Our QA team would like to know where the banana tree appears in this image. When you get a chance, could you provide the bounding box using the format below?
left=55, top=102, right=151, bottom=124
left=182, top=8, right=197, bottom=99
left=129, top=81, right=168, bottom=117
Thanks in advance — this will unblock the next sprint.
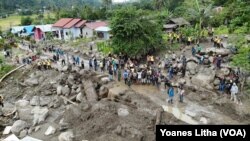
left=188, top=0, right=212, bottom=41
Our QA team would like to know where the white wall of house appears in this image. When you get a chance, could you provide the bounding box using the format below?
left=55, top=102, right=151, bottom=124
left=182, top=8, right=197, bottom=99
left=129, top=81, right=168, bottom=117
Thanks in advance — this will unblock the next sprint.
left=52, top=27, right=63, bottom=40
left=82, top=27, right=94, bottom=38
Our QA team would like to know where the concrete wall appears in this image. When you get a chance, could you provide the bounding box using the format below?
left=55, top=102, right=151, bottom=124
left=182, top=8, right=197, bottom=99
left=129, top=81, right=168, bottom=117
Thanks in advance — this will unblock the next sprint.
left=82, top=27, right=94, bottom=38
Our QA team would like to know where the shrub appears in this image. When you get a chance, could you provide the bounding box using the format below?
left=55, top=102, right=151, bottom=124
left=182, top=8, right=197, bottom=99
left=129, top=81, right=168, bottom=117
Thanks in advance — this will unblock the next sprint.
left=214, top=25, right=229, bottom=35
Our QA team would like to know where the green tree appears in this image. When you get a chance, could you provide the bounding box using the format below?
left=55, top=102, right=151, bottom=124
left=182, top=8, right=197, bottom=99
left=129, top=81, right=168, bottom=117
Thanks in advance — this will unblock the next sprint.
left=111, top=6, right=162, bottom=57
left=102, top=0, right=112, bottom=10
left=21, top=16, right=33, bottom=25
left=153, top=0, right=167, bottom=10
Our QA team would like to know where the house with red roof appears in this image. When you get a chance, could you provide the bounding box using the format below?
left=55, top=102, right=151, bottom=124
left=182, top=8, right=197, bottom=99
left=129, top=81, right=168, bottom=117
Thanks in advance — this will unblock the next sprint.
left=52, top=18, right=87, bottom=40
left=82, top=21, right=108, bottom=38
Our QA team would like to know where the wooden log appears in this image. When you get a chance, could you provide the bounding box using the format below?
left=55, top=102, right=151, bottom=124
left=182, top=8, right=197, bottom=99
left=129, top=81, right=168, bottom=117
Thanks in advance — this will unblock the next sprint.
left=0, top=65, right=26, bottom=83
left=60, top=96, right=79, bottom=106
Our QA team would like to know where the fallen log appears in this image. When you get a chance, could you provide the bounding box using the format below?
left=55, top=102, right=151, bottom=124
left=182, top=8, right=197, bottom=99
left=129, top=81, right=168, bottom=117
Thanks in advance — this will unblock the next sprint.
left=60, top=96, right=79, bottom=106
left=0, top=64, right=26, bottom=83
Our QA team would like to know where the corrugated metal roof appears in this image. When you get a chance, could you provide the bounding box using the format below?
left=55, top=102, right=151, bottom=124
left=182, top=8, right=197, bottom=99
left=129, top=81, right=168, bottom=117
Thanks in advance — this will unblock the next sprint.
left=163, top=24, right=177, bottom=29
left=11, top=26, right=25, bottom=34
left=85, top=21, right=108, bottom=30
left=95, top=26, right=111, bottom=32
left=75, top=20, right=87, bottom=28
left=34, top=24, right=56, bottom=32
left=64, top=19, right=81, bottom=28
left=53, top=18, right=73, bottom=27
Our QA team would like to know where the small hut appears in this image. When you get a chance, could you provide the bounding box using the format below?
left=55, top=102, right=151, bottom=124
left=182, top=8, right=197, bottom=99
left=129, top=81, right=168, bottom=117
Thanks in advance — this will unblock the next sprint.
left=163, top=17, right=190, bottom=32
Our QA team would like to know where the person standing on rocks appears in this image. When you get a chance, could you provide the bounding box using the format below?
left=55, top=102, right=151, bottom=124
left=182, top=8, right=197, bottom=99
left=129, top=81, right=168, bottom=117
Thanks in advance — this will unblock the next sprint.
left=81, top=60, right=85, bottom=69
left=123, top=70, right=129, bottom=84
left=217, top=55, right=222, bottom=69
left=89, top=58, right=93, bottom=70
left=167, top=85, right=174, bottom=104
left=178, top=87, right=185, bottom=103
left=230, top=83, right=239, bottom=104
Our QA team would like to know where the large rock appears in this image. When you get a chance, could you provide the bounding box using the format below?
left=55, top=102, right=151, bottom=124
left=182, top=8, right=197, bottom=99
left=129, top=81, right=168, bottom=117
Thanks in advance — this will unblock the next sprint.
left=31, top=106, right=49, bottom=126
left=83, top=80, right=98, bottom=102
left=202, top=48, right=231, bottom=56
left=11, top=120, right=28, bottom=135
left=15, top=100, right=29, bottom=107
left=19, top=129, right=28, bottom=138
left=76, top=92, right=83, bottom=102
left=24, top=78, right=39, bottom=86
left=44, top=126, right=56, bottom=136
left=216, top=67, right=230, bottom=77
left=213, top=78, right=220, bottom=86
left=99, top=86, right=109, bottom=98
left=62, top=66, right=69, bottom=72
left=30, top=96, right=40, bottom=106
left=186, top=62, right=198, bottom=75
left=57, top=85, right=63, bottom=95
left=58, top=131, right=74, bottom=141
left=117, top=108, right=129, bottom=117
left=61, top=86, right=70, bottom=96
left=101, top=77, right=110, bottom=84
left=39, top=96, right=51, bottom=106
left=192, top=67, right=215, bottom=88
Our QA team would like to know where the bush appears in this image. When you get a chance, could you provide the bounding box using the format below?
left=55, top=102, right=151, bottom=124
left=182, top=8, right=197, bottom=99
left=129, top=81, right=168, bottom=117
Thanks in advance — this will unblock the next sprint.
left=97, top=41, right=113, bottom=55
left=214, top=25, right=229, bottom=35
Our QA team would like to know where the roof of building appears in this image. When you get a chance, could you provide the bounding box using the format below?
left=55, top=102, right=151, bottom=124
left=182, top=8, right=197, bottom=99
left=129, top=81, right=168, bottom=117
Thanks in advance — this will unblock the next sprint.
left=85, top=21, right=108, bottom=30
left=169, top=18, right=190, bottom=26
left=64, top=19, right=81, bottom=28
left=22, top=25, right=35, bottom=35
left=75, top=20, right=87, bottom=28
left=33, top=24, right=56, bottom=32
left=11, top=26, right=25, bottom=34
left=163, top=24, right=177, bottom=29
left=95, top=26, right=111, bottom=32
left=53, top=18, right=73, bottom=27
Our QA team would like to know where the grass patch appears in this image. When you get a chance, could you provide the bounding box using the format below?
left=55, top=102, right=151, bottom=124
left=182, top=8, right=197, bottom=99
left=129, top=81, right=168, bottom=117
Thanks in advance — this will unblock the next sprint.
left=97, top=41, right=113, bottom=55
left=214, top=25, right=229, bottom=35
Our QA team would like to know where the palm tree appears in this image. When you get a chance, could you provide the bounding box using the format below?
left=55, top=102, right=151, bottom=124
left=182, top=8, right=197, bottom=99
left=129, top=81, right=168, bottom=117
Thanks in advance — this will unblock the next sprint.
left=188, top=0, right=212, bottom=40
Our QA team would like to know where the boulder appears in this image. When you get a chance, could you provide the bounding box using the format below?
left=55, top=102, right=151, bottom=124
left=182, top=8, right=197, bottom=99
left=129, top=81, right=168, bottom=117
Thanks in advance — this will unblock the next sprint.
left=213, top=78, right=220, bottom=86
left=83, top=80, right=98, bottom=102
left=57, top=85, right=63, bottom=95
left=101, top=77, right=110, bottom=84
left=19, top=129, right=28, bottom=138
left=15, top=100, right=29, bottom=107
left=61, top=86, right=70, bottom=96
left=191, top=67, right=215, bottom=88
left=11, top=120, right=28, bottom=135
left=44, top=126, right=56, bottom=136
left=76, top=87, right=81, bottom=93
left=58, top=131, right=74, bottom=141
left=186, top=62, right=198, bottom=75
left=39, top=96, right=51, bottom=107
left=202, top=48, right=231, bottom=56
left=62, top=66, right=69, bottom=72
left=99, top=86, right=109, bottom=98
left=76, top=92, right=83, bottom=102
left=30, top=96, right=40, bottom=106
left=31, top=106, right=49, bottom=126
left=216, top=68, right=230, bottom=77
left=117, top=108, right=129, bottom=117
left=59, top=118, right=69, bottom=131
left=24, top=78, right=39, bottom=86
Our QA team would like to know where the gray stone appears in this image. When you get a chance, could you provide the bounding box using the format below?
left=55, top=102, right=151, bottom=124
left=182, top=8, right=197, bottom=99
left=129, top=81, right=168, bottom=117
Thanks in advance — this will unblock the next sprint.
left=101, top=77, right=110, bottom=84
left=213, top=78, right=220, bottom=86
left=59, top=118, right=69, bottom=131
left=84, top=80, right=98, bottom=102
left=186, top=62, right=198, bottom=75
left=15, top=100, right=29, bottom=107
left=39, top=96, right=51, bottom=107
left=117, top=108, right=129, bottom=117
left=192, top=67, right=215, bottom=88
left=30, top=96, right=40, bottom=106
left=76, top=92, right=83, bottom=102
left=11, top=120, right=28, bottom=135
left=76, top=87, right=81, bottom=93
left=44, top=126, right=56, bottom=136
left=57, top=85, right=63, bottom=95
left=58, top=131, right=74, bottom=141
left=99, top=86, right=109, bottom=98
left=19, top=129, right=28, bottom=138
left=62, top=66, right=69, bottom=72
left=31, top=106, right=49, bottom=126
left=35, top=126, right=40, bottom=132
left=62, top=86, right=70, bottom=96
left=24, top=78, right=39, bottom=86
